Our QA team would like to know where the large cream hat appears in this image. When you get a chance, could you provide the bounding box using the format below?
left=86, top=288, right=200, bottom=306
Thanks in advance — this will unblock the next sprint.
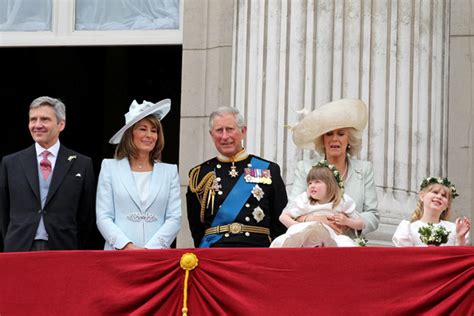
left=109, top=99, right=171, bottom=144
left=292, top=98, right=367, bottom=151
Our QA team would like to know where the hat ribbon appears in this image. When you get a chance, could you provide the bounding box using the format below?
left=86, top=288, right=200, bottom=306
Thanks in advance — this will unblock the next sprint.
left=125, top=100, right=155, bottom=124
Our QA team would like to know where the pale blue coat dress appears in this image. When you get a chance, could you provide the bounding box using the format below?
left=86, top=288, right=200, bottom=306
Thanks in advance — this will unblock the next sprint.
left=96, top=158, right=181, bottom=249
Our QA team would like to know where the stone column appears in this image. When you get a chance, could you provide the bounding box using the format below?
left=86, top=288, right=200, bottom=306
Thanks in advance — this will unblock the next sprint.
left=231, top=0, right=452, bottom=245
left=178, top=0, right=235, bottom=247
left=179, top=0, right=472, bottom=247
left=448, top=0, right=474, bottom=225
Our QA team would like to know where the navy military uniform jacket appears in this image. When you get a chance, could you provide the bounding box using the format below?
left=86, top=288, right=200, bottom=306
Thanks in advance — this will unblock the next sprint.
left=186, top=154, right=287, bottom=247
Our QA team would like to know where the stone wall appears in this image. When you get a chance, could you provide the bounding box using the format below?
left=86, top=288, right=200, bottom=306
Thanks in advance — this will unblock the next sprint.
left=178, top=0, right=473, bottom=247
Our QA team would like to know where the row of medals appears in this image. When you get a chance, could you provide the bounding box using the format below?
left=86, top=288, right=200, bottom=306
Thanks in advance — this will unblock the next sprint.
left=231, top=163, right=272, bottom=185
left=213, top=163, right=272, bottom=194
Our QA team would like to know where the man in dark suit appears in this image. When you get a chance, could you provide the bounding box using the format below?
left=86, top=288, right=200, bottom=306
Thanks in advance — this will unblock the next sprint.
left=186, top=106, right=287, bottom=247
left=0, top=96, right=96, bottom=252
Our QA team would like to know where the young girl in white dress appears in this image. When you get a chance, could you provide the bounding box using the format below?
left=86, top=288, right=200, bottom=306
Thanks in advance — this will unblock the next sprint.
left=270, top=160, right=364, bottom=247
left=392, top=177, right=471, bottom=247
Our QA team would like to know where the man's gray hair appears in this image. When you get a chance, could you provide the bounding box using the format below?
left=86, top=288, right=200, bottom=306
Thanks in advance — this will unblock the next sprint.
left=30, top=96, right=66, bottom=122
left=208, top=106, right=246, bottom=131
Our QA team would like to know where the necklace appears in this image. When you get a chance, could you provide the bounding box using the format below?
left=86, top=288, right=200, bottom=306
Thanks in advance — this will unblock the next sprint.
left=341, top=161, right=348, bottom=180
left=132, top=158, right=148, bottom=170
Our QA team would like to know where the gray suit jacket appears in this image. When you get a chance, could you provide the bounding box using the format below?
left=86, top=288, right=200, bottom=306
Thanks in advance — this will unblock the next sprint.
left=289, top=158, right=379, bottom=236
left=0, top=144, right=96, bottom=252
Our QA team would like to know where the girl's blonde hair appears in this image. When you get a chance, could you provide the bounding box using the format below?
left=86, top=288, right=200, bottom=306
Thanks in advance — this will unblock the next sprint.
left=306, top=165, right=343, bottom=208
left=411, top=183, right=453, bottom=222
left=114, top=115, right=165, bottom=164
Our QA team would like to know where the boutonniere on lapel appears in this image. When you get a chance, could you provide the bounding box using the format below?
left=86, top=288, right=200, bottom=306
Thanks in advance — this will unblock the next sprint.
left=68, top=155, right=77, bottom=162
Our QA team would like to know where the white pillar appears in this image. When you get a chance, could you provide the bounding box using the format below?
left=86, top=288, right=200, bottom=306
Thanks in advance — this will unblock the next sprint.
left=231, top=0, right=451, bottom=245
left=178, top=0, right=235, bottom=247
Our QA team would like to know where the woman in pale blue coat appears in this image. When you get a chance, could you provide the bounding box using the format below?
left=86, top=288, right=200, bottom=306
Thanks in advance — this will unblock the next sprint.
left=96, top=99, right=181, bottom=250
left=289, top=99, right=379, bottom=239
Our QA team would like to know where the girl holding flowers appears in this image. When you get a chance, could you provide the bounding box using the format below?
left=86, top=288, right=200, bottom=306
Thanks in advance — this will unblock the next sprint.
left=392, top=177, right=470, bottom=246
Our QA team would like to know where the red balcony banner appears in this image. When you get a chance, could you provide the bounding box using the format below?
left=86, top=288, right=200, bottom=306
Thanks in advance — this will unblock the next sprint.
left=0, top=247, right=472, bottom=315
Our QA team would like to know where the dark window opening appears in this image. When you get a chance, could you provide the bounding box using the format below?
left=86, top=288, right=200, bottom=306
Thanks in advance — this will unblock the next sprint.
left=0, top=45, right=182, bottom=248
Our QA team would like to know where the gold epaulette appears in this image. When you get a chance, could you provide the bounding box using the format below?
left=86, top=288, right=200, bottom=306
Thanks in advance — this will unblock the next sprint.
left=188, top=166, right=216, bottom=223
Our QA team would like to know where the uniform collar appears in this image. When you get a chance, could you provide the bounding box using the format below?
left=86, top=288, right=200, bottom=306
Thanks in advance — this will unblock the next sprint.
left=217, top=148, right=249, bottom=163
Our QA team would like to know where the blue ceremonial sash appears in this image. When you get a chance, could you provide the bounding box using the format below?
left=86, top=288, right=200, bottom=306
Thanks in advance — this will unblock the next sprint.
left=200, top=157, right=270, bottom=247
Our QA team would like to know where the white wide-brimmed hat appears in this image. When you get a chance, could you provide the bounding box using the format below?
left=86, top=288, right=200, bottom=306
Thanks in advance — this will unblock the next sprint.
left=292, top=98, right=367, bottom=150
left=109, top=99, right=171, bottom=144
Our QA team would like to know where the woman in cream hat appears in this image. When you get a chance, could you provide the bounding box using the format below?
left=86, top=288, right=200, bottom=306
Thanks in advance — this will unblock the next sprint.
left=96, top=99, right=181, bottom=250
left=289, top=98, right=379, bottom=240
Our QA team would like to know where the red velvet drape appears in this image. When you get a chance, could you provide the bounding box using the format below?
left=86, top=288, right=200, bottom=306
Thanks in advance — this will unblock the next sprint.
left=0, top=247, right=472, bottom=315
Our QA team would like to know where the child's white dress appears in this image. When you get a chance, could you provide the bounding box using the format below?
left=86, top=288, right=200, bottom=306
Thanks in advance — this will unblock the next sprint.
left=270, top=193, right=360, bottom=247
left=392, top=220, right=462, bottom=246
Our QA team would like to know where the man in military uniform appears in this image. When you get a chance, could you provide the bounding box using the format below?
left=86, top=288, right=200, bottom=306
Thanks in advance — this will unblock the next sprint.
left=186, top=106, right=287, bottom=247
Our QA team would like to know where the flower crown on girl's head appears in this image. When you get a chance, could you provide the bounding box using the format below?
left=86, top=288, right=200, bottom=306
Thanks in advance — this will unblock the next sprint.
left=419, top=177, right=459, bottom=199
left=314, top=160, right=344, bottom=190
